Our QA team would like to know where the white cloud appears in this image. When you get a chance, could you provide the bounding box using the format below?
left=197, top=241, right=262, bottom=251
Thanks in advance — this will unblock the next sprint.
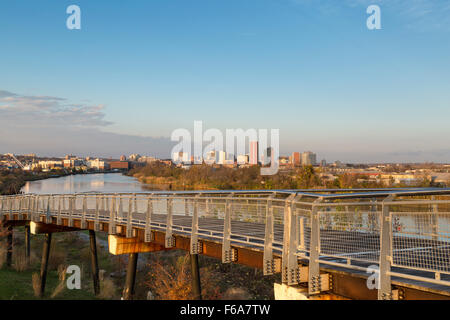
left=0, top=89, right=173, bottom=158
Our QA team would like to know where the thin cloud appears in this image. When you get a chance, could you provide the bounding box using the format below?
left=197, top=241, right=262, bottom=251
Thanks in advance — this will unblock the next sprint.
left=0, top=90, right=111, bottom=127
left=0, top=89, right=173, bottom=158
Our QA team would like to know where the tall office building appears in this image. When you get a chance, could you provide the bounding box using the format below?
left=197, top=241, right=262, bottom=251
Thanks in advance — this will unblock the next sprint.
left=217, top=151, right=226, bottom=165
left=264, top=147, right=275, bottom=165
left=249, top=141, right=259, bottom=165
left=301, top=151, right=317, bottom=166
left=291, top=152, right=301, bottom=166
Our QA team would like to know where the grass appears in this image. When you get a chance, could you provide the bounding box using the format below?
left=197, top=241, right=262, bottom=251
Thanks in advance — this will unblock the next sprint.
left=0, top=268, right=97, bottom=300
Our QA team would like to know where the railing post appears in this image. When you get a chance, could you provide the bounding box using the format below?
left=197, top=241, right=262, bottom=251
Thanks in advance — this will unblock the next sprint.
left=145, top=195, right=153, bottom=242
left=222, top=194, right=234, bottom=263
left=263, top=193, right=275, bottom=275
left=18, top=196, right=23, bottom=220
left=379, top=194, right=395, bottom=300
left=308, top=197, right=323, bottom=295
left=81, top=195, right=87, bottom=229
left=165, top=197, right=174, bottom=247
left=68, top=195, right=74, bottom=227
left=45, top=195, right=52, bottom=224
left=282, top=194, right=296, bottom=283
left=34, top=195, right=40, bottom=222
left=190, top=195, right=201, bottom=254
left=94, top=195, right=100, bottom=232
left=431, top=196, right=439, bottom=242
left=56, top=196, right=62, bottom=225
left=109, top=195, right=117, bottom=235
left=126, top=195, right=133, bottom=238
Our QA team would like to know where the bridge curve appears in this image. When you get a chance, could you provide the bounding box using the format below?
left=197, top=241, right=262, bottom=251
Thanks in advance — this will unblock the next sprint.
left=1, top=188, right=450, bottom=300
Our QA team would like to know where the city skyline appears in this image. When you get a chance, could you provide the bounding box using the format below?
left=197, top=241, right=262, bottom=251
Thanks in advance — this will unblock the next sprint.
left=1, top=1, right=450, bottom=162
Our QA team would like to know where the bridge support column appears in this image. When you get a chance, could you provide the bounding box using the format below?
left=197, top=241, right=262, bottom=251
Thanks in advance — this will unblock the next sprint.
left=25, top=225, right=31, bottom=264
left=6, top=226, right=13, bottom=267
left=123, top=253, right=138, bottom=300
left=89, top=230, right=100, bottom=295
left=39, top=233, right=52, bottom=298
left=190, top=254, right=202, bottom=300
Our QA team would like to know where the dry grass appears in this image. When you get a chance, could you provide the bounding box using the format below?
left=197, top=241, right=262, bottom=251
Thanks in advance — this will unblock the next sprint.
left=50, top=264, right=67, bottom=298
left=12, top=248, right=29, bottom=272
left=146, top=254, right=222, bottom=300
left=99, top=277, right=118, bottom=299
left=0, top=245, right=6, bottom=269
left=0, top=220, right=9, bottom=268
left=32, top=272, right=41, bottom=297
left=48, top=244, right=67, bottom=270
left=147, top=254, right=192, bottom=300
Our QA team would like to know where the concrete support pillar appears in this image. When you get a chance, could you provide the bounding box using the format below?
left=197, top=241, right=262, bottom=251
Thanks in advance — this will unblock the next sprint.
left=6, top=226, right=13, bottom=267
left=190, top=254, right=202, bottom=300
left=39, top=233, right=52, bottom=298
left=123, top=253, right=138, bottom=300
left=89, top=230, right=100, bottom=295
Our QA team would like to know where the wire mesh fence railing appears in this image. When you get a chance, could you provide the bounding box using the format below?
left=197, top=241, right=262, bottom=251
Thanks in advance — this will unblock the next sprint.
left=1, top=190, right=450, bottom=294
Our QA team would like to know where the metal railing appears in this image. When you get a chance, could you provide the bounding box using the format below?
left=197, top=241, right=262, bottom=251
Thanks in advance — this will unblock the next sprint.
left=1, top=188, right=450, bottom=299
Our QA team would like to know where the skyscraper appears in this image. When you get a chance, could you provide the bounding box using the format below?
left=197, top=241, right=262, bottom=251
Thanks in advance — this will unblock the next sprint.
left=249, top=141, right=259, bottom=165
left=291, top=152, right=300, bottom=166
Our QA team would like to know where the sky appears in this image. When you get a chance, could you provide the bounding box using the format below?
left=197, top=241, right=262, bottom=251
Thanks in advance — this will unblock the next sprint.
left=1, top=0, right=450, bottom=162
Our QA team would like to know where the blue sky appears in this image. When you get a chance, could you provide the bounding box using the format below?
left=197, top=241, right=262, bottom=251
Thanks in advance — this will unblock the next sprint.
left=1, top=0, right=450, bottom=162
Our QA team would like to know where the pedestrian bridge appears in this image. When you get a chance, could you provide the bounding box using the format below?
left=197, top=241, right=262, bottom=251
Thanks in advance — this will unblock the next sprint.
left=1, top=188, right=450, bottom=300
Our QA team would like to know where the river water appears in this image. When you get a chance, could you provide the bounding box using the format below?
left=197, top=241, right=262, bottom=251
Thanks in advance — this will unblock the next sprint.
left=21, top=173, right=149, bottom=194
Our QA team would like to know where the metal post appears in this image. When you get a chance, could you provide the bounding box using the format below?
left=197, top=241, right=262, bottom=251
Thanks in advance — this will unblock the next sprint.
left=281, top=194, right=296, bottom=283
left=25, top=225, right=31, bottom=264
left=222, top=194, right=233, bottom=263
left=379, top=194, right=395, bottom=300
left=190, top=253, right=202, bottom=300
left=165, top=198, right=174, bottom=247
left=308, top=198, right=323, bottom=295
left=6, top=225, right=13, bottom=267
left=145, top=195, right=153, bottom=242
left=123, top=253, right=139, bottom=300
left=263, top=194, right=275, bottom=275
left=89, top=230, right=100, bottom=295
left=190, top=196, right=200, bottom=254
left=39, top=233, right=52, bottom=297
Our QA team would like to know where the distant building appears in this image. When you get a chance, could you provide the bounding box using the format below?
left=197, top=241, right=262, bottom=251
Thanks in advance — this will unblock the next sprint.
left=320, top=159, right=327, bottom=167
left=120, top=155, right=127, bottom=161
left=172, top=152, right=190, bottom=164
left=291, top=152, right=301, bottom=166
left=217, top=151, right=226, bottom=165
left=63, top=159, right=84, bottom=168
left=88, top=159, right=109, bottom=170
left=263, top=147, right=275, bottom=166
left=301, top=152, right=317, bottom=166
left=249, top=141, right=259, bottom=165
left=237, top=154, right=249, bottom=165
left=128, top=154, right=141, bottom=161
left=109, top=161, right=130, bottom=170
left=204, top=151, right=216, bottom=164
left=38, top=160, right=63, bottom=170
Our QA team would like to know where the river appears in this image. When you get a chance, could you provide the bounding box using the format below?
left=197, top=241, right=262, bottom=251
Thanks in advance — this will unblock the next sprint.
left=21, top=173, right=150, bottom=194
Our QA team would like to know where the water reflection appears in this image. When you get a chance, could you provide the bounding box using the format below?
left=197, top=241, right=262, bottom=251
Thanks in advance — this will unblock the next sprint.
left=21, top=173, right=150, bottom=194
